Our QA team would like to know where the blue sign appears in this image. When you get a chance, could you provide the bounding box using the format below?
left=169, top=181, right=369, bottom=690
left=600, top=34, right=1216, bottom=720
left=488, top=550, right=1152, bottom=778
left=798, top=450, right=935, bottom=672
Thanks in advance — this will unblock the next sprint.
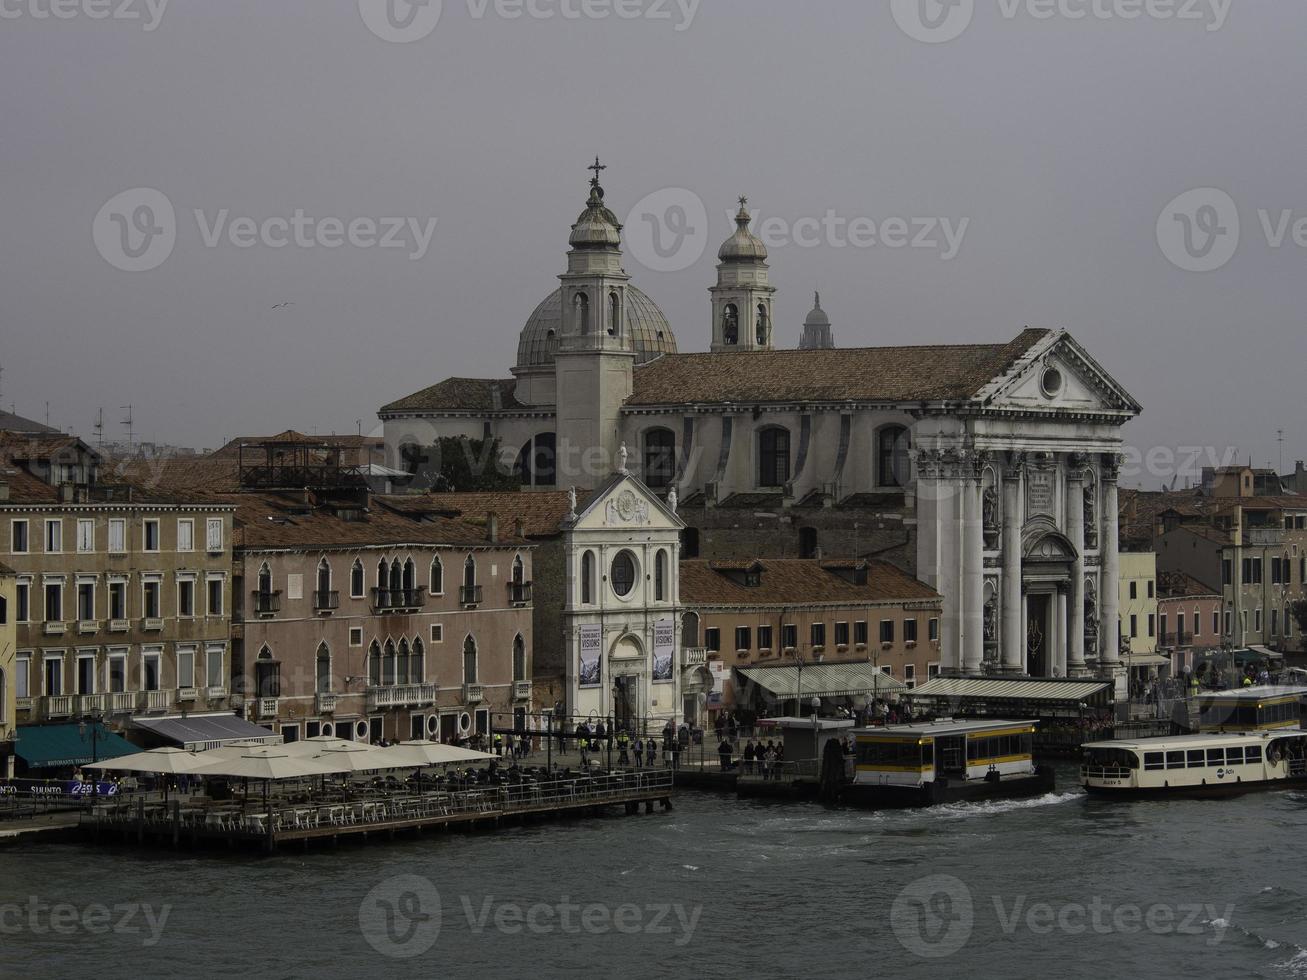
left=0, top=780, right=118, bottom=798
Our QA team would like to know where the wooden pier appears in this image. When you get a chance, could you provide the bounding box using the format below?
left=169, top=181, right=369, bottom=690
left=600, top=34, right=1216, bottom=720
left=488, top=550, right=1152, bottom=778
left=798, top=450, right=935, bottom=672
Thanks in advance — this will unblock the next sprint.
left=79, top=770, right=674, bottom=853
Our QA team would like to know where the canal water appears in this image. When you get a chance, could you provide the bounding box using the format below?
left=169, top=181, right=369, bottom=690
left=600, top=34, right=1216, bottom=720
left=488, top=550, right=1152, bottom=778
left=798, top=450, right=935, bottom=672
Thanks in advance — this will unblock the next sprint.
left=4, top=764, right=1307, bottom=979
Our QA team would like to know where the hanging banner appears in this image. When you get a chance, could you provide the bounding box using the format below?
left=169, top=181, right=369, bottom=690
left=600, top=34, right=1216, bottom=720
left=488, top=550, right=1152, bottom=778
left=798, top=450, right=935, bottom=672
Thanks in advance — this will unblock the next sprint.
left=652, top=618, right=675, bottom=682
left=579, top=624, right=603, bottom=688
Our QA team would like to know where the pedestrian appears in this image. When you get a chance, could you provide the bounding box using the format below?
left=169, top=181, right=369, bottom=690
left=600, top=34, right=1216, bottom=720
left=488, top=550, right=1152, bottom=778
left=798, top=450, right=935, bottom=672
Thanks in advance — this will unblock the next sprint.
left=646, top=737, right=657, bottom=768
left=633, top=737, right=644, bottom=769
left=718, top=737, right=732, bottom=771
left=743, top=739, right=756, bottom=776
left=617, top=731, right=631, bottom=767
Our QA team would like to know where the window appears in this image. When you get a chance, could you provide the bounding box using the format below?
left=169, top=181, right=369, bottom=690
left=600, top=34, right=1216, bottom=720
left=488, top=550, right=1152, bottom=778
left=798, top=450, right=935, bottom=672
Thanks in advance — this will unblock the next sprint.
left=513, top=635, right=526, bottom=683
left=643, top=428, right=677, bottom=489
left=206, top=645, right=225, bottom=690
left=382, top=640, right=396, bottom=686
left=758, top=428, right=791, bottom=488
left=758, top=625, right=773, bottom=650
left=349, top=627, right=363, bottom=647
left=142, top=649, right=161, bottom=692
left=1130, top=614, right=1138, bottom=638
left=1129, top=581, right=1138, bottom=600
left=1252, top=558, right=1263, bottom=584
left=77, top=518, right=95, bottom=553
left=1216, top=609, right=1223, bottom=636
left=177, top=647, right=195, bottom=690
left=107, top=580, right=125, bottom=620
left=11, top=519, right=28, bottom=554
left=45, top=519, right=62, bottom=553
left=43, top=656, right=63, bottom=697
left=412, top=638, right=425, bottom=683
left=143, top=519, right=159, bottom=552
left=349, top=559, right=365, bottom=599
left=855, top=621, right=869, bottom=646
left=431, top=623, right=443, bottom=643
left=811, top=622, right=827, bottom=648
left=904, top=619, right=918, bottom=643
left=368, top=642, right=382, bottom=687
left=782, top=623, right=798, bottom=650
left=1176, top=612, right=1185, bottom=639
left=44, top=581, right=63, bottom=622
left=16, top=654, right=30, bottom=699
left=463, top=555, right=476, bottom=590
left=206, top=518, right=224, bottom=552
left=1271, top=609, right=1280, bottom=636
left=316, top=643, right=331, bottom=695
left=1221, top=559, right=1232, bottom=587
left=16, top=581, right=29, bottom=623
left=581, top=551, right=595, bottom=604
left=1147, top=614, right=1155, bottom=638
left=76, top=655, right=96, bottom=695
left=108, top=518, right=125, bottom=554
left=655, top=550, right=668, bottom=602
left=463, top=635, right=478, bottom=684
left=877, top=425, right=911, bottom=488
left=207, top=577, right=223, bottom=616
left=835, top=622, right=850, bottom=647
left=1147, top=580, right=1155, bottom=599
left=429, top=556, right=443, bottom=595
left=705, top=627, right=721, bottom=652
left=178, top=577, right=195, bottom=618
left=143, top=580, right=160, bottom=619
left=611, top=551, right=636, bottom=598
left=735, top=626, right=751, bottom=651
left=880, top=620, right=895, bottom=644
left=1255, top=608, right=1262, bottom=632
left=176, top=519, right=194, bottom=553
left=76, top=580, right=94, bottom=621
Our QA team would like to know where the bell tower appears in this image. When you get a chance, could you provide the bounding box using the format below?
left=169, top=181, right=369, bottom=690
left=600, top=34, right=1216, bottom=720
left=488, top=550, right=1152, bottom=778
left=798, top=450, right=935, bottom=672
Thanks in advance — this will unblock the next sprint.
left=710, top=196, right=777, bottom=352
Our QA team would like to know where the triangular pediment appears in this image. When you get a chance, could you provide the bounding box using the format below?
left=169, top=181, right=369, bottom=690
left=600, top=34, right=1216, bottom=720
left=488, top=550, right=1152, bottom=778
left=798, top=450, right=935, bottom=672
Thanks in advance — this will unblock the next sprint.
left=976, top=330, right=1141, bottom=417
left=571, top=473, right=685, bottom=532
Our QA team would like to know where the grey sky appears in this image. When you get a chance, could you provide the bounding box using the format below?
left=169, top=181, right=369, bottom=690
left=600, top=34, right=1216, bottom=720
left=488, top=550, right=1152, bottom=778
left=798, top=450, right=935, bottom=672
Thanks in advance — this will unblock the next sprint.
left=1, top=0, right=1302, bottom=486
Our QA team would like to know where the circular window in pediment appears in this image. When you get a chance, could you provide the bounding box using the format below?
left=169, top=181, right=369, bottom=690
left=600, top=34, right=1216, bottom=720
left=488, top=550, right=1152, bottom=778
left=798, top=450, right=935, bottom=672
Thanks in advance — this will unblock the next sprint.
left=1040, top=366, right=1064, bottom=399
left=611, top=551, right=637, bottom=598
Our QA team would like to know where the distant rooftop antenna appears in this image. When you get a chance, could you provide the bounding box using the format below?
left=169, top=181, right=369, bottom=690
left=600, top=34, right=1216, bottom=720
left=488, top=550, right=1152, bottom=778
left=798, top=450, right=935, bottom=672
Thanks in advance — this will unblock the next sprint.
left=93, top=408, right=105, bottom=447
left=120, top=405, right=134, bottom=451
left=1278, top=429, right=1285, bottom=474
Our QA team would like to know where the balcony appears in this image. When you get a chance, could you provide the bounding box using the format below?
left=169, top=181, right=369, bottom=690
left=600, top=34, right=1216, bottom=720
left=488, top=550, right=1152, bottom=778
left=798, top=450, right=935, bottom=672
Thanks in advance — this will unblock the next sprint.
left=43, top=695, right=74, bottom=719
left=43, top=621, right=67, bottom=636
left=463, top=683, right=484, bottom=704
left=139, top=689, right=174, bottom=712
left=508, top=581, right=533, bottom=605
left=366, top=683, right=437, bottom=711
left=513, top=680, right=531, bottom=701
left=178, top=688, right=198, bottom=702
left=1246, top=528, right=1285, bottom=548
left=370, top=587, right=427, bottom=613
left=316, top=692, right=338, bottom=714
left=206, top=686, right=228, bottom=701
left=251, top=591, right=282, bottom=616
left=313, top=590, right=340, bottom=613
left=459, top=585, right=483, bottom=607
left=108, top=619, right=130, bottom=633
left=16, top=697, right=34, bottom=714
left=77, top=694, right=107, bottom=714
left=256, top=697, right=279, bottom=720
left=141, top=617, right=164, bottom=632
left=77, top=620, right=100, bottom=635
left=108, top=692, right=137, bottom=714
left=683, top=647, right=707, bottom=665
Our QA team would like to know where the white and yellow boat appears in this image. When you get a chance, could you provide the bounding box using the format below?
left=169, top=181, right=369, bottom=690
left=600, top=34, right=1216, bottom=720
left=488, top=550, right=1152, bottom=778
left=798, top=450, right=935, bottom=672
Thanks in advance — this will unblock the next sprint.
left=1082, top=729, right=1307, bottom=798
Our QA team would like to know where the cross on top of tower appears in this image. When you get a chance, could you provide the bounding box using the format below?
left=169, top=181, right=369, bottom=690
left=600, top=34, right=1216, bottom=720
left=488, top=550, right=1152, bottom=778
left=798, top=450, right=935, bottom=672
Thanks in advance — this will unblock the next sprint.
left=589, top=156, right=607, bottom=188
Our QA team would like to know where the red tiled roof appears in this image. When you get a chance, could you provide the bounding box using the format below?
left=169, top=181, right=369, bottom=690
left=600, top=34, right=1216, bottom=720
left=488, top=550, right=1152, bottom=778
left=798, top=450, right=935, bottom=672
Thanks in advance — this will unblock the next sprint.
left=379, top=491, right=583, bottom=538
left=680, top=558, right=939, bottom=607
left=380, top=379, right=524, bottom=415
left=1158, top=570, right=1220, bottom=600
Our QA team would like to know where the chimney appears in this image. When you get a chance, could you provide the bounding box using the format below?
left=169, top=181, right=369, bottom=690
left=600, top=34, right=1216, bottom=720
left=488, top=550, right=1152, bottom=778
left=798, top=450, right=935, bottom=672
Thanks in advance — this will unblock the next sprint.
left=513, top=517, right=525, bottom=539
left=487, top=512, right=499, bottom=544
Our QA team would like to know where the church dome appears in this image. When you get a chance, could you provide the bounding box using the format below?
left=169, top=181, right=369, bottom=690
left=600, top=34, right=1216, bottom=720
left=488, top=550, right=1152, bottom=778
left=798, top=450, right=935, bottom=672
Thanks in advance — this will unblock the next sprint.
left=718, top=197, right=768, bottom=263
left=805, top=292, right=830, bottom=327
left=569, top=184, right=623, bottom=249
left=516, top=285, right=678, bottom=370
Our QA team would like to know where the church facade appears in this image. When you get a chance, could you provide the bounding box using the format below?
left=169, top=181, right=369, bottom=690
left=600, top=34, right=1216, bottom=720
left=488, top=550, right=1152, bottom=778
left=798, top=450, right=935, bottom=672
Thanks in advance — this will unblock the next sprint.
left=380, top=168, right=1141, bottom=683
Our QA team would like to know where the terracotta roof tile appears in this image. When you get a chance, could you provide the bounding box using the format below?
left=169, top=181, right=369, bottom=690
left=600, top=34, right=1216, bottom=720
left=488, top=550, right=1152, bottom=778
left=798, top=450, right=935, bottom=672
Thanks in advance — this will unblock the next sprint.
left=380, top=379, right=523, bottom=415
left=380, top=491, right=582, bottom=538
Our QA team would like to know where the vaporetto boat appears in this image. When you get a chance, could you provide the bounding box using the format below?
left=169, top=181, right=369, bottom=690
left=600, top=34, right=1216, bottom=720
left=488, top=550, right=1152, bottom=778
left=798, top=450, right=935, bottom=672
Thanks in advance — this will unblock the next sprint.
left=1081, top=729, right=1307, bottom=798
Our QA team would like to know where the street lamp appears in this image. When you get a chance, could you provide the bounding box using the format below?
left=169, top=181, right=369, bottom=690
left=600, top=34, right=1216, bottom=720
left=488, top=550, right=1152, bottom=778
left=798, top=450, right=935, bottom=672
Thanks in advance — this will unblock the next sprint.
left=793, top=654, right=806, bottom=717
left=78, top=711, right=105, bottom=804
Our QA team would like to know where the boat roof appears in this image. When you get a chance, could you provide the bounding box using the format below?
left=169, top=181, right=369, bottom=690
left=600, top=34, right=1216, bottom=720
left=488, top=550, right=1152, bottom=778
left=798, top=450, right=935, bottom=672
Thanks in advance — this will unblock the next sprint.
left=756, top=717, right=857, bottom=731
left=1201, top=686, right=1307, bottom=703
left=854, top=718, right=1037, bottom=739
left=1087, top=729, right=1307, bottom=750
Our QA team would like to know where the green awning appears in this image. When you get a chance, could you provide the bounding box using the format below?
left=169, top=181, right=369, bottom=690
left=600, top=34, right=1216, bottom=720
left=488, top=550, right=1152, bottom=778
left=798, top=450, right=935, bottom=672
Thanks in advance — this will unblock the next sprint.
left=15, top=723, right=137, bottom=769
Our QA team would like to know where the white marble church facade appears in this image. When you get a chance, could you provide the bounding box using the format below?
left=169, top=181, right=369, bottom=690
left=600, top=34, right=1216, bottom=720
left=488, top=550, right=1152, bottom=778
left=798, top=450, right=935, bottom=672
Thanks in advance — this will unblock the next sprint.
left=380, top=166, right=1141, bottom=682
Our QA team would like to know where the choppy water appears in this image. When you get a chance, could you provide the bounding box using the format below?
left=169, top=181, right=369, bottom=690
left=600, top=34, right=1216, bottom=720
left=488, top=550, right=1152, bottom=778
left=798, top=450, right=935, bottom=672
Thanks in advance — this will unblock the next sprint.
left=4, top=764, right=1307, bottom=979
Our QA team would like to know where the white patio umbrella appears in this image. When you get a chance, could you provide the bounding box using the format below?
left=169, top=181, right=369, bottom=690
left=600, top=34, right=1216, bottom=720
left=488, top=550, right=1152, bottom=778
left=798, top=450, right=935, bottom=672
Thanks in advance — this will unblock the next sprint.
left=284, top=737, right=363, bottom=757
left=312, top=742, right=412, bottom=772
left=84, top=746, right=212, bottom=775
left=395, top=741, right=497, bottom=765
left=190, top=747, right=348, bottom=781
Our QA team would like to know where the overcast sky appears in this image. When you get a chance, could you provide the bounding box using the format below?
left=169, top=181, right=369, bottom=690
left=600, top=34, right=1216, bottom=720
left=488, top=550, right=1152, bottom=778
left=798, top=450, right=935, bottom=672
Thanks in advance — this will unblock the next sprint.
left=1, top=0, right=1302, bottom=487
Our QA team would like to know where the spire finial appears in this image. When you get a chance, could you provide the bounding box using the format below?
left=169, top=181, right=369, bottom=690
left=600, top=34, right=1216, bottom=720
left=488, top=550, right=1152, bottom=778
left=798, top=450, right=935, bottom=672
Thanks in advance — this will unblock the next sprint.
left=735, top=195, right=751, bottom=226
left=814, top=290, right=821, bottom=309
left=589, top=156, right=607, bottom=189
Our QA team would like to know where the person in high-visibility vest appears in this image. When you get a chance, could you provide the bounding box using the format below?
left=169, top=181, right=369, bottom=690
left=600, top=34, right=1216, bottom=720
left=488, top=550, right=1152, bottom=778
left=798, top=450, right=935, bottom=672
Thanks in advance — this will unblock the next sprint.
left=493, top=732, right=504, bottom=756
left=617, top=732, right=630, bottom=767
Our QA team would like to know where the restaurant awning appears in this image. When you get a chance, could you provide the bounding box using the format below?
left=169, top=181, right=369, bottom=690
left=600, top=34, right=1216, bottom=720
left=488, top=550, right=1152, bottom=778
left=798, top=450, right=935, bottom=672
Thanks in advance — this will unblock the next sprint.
left=132, top=713, right=282, bottom=752
left=15, top=723, right=137, bottom=769
left=1123, top=653, right=1171, bottom=667
left=736, top=662, right=908, bottom=699
left=907, top=676, right=1115, bottom=711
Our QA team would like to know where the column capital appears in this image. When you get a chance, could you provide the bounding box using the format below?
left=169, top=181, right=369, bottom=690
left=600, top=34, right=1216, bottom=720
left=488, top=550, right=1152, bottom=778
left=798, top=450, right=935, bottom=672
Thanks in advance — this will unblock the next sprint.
left=1066, top=451, right=1090, bottom=474
left=1100, top=452, right=1125, bottom=480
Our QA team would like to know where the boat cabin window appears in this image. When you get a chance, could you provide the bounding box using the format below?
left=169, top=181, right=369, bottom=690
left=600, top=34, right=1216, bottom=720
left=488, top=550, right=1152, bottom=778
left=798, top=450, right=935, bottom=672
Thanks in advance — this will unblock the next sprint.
left=1166, top=751, right=1185, bottom=769
left=1186, top=750, right=1206, bottom=768
left=969, top=733, right=1033, bottom=762
left=1201, top=699, right=1300, bottom=730
left=1084, top=747, right=1138, bottom=770
left=857, top=739, right=933, bottom=768
left=1245, top=745, right=1262, bottom=764
left=1144, top=752, right=1164, bottom=771
left=1206, top=748, right=1225, bottom=766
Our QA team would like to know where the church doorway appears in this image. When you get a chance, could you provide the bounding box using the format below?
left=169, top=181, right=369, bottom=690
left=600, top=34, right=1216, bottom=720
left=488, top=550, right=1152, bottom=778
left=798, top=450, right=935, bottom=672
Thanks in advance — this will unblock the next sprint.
left=1027, top=593, right=1051, bottom=678
left=613, top=675, right=639, bottom=732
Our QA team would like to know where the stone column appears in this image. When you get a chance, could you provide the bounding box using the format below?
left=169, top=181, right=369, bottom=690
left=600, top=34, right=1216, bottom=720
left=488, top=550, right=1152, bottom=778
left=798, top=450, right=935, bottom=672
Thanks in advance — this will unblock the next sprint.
left=1056, top=587, right=1069, bottom=678
left=1098, top=454, right=1122, bottom=670
left=962, top=455, right=985, bottom=674
left=1001, top=460, right=1025, bottom=673
left=1066, top=461, right=1087, bottom=677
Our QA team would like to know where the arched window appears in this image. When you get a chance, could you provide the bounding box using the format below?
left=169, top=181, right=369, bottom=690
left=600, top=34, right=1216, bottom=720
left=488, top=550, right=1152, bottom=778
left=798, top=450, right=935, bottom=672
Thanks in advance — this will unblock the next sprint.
left=463, top=635, right=478, bottom=685
left=609, top=291, right=621, bottom=337
left=350, top=559, right=364, bottom=599
left=513, top=634, right=526, bottom=682
left=655, top=549, right=668, bottom=601
left=573, top=292, right=590, bottom=333
left=758, top=427, right=791, bottom=488
left=383, top=640, right=396, bottom=687
left=397, top=638, right=410, bottom=687
left=430, top=556, right=443, bottom=595
left=756, top=303, right=769, bottom=345
left=581, top=550, right=595, bottom=604
left=722, top=303, right=739, bottom=345
left=463, top=555, right=476, bottom=589
left=257, top=563, right=272, bottom=595
left=877, top=425, right=911, bottom=488
left=512, top=555, right=525, bottom=585
left=315, top=642, right=331, bottom=695
left=368, top=641, right=382, bottom=687
left=389, top=559, right=403, bottom=593
left=316, top=558, right=331, bottom=597
left=376, top=558, right=387, bottom=591
left=411, top=637, right=425, bottom=684
left=402, top=558, right=415, bottom=593
left=516, top=433, right=558, bottom=487
left=643, top=428, right=677, bottom=489
left=255, top=645, right=279, bottom=698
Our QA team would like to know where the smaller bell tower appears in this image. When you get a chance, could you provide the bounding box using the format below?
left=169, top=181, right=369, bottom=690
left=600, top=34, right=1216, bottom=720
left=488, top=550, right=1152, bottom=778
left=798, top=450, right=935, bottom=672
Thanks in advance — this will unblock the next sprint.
left=710, top=196, right=777, bottom=352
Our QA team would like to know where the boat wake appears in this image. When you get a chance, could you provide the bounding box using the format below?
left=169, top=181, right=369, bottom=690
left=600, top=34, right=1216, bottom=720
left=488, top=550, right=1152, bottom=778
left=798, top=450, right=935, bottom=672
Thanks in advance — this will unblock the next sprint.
left=929, top=791, right=1082, bottom=820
